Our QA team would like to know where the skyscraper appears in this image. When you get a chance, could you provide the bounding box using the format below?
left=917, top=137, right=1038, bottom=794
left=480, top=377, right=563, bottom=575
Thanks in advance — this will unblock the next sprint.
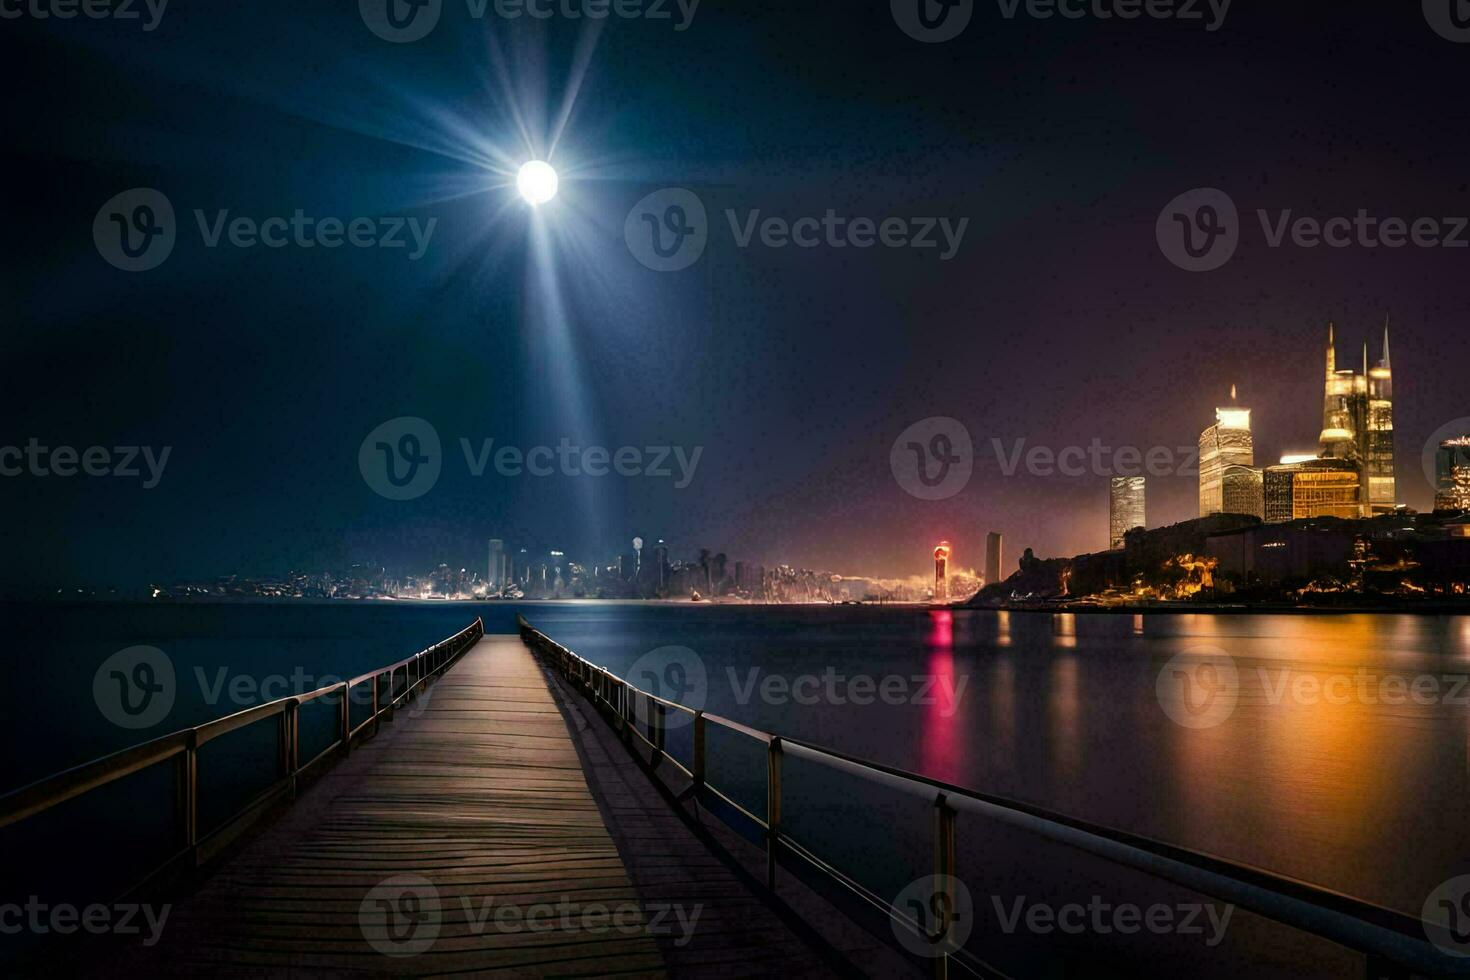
left=1221, top=464, right=1264, bottom=519
left=933, top=542, right=951, bottom=602
left=984, top=531, right=1003, bottom=587
left=1109, top=477, right=1145, bottom=550
left=487, top=539, right=505, bottom=592
left=1264, top=457, right=1361, bottom=522
left=1199, top=386, right=1254, bottom=517
left=1318, top=321, right=1395, bottom=516
left=1435, top=437, right=1470, bottom=512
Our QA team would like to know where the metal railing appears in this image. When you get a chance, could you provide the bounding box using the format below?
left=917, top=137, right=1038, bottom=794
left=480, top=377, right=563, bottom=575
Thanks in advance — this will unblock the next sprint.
left=518, top=617, right=1468, bottom=980
left=0, top=617, right=484, bottom=896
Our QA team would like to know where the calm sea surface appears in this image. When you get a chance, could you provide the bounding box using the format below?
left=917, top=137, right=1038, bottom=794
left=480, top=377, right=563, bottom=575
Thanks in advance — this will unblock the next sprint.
left=4, top=600, right=1467, bottom=974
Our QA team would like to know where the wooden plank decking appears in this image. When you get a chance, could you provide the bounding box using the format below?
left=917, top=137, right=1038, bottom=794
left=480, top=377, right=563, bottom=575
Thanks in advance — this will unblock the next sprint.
left=116, top=635, right=666, bottom=976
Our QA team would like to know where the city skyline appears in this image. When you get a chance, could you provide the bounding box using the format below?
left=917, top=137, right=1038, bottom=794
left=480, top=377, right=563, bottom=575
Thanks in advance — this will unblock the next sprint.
left=7, top=5, right=1470, bottom=591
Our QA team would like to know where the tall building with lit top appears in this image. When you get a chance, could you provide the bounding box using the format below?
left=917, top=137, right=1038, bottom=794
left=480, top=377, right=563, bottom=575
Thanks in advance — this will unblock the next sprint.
left=933, top=542, right=951, bottom=602
left=1109, top=476, right=1145, bottom=550
left=1318, top=321, right=1395, bottom=516
left=1199, top=386, right=1254, bottom=517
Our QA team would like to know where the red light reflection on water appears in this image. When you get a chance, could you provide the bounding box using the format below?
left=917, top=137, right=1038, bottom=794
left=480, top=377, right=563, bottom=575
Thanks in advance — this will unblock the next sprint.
left=920, top=610, right=963, bottom=780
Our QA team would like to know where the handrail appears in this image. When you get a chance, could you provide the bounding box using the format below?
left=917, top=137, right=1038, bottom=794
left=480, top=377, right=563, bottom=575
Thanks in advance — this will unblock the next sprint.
left=0, top=617, right=485, bottom=893
left=517, top=617, right=1469, bottom=979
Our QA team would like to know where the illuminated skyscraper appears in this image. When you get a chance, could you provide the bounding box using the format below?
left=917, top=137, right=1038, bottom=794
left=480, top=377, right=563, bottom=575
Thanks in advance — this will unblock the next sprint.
left=1109, top=477, right=1145, bottom=550
left=1435, top=438, right=1470, bottom=512
left=487, top=538, right=506, bottom=592
left=1264, top=457, right=1361, bottom=522
left=1199, top=386, right=1254, bottom=517
left=1318, top=321, right=1395, bottom=516
left=984, top=531, right=1003, bottom=587
left=933, top=542, right=951, bottom=602
left=1221, top=464, right=1264, bottom=519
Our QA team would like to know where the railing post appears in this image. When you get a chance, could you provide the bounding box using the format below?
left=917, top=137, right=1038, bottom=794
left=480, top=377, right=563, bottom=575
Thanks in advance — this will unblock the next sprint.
left=284, top=699, right=300, bottom=800
left=341, top=681, right=352, bottom=753
left=371, top=673, right=381, bottom=735
left=649, top=696, right=664, bottom=770
left=766, top=737, right=782, bottom=890
left=692, top=710, right=706, bottom=799
left=176, top=731, right=198, bottom=865
left=933, top=793, right=958, bottom=980
left=619, top=680, right=631, bottom=742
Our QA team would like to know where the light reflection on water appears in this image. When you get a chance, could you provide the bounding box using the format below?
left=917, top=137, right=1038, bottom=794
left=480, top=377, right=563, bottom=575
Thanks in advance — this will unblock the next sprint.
left=8, top=601, right=1467, bottom=923
left=531, top=604, right=1470, bottom=916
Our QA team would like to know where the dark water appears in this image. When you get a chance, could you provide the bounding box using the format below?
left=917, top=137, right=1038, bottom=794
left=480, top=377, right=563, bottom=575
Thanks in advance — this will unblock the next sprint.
left=4, top=601, right=1467, bottom=974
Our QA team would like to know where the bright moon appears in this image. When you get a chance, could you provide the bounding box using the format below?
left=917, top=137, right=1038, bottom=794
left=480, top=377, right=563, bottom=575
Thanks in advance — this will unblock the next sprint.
left=517, top=160, right=559, bottom=205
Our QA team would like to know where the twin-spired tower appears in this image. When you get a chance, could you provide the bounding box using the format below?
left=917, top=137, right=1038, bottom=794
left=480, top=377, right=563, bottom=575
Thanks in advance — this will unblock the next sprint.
left=1319, top=321, right=1396, bottom=516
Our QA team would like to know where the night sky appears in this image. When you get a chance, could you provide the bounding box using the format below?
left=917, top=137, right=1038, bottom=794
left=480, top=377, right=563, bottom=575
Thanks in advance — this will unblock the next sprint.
left=5, top=0, right=1470, bottom=589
